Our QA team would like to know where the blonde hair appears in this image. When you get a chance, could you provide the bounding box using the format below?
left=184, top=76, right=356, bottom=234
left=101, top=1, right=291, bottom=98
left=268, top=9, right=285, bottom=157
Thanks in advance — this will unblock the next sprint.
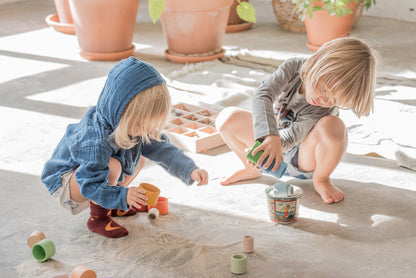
left=112, top=84, right=170, bottom=149
left=300, top=37, right=379, bottom=117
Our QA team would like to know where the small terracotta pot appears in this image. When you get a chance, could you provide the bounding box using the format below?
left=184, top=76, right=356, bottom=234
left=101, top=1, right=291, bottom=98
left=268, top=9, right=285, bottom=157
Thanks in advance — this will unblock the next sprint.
left=226, top=0, right=253, bottom=33
left=160, top=0, right=233, bottom=63
left=227, top=0, right=245, bottom=25
left=45, top=14, right=75, bottom=34
left=304, top=0, right=358, bottom=51
left=69, top=0, right=139, bottom=61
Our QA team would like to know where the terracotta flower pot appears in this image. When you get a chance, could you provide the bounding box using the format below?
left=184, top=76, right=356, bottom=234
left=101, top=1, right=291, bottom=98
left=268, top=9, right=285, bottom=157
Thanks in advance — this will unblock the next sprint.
left=69, top=0, right=139, bottom=61
left=160, top=0, right=233, bottom=64
left=304, top=1, right=358, bottom=51
left=226, top=0, right=253, bottom=33
left=45, top=0, right=75, bottom=34
left=54, top=0, right=73, bottom=24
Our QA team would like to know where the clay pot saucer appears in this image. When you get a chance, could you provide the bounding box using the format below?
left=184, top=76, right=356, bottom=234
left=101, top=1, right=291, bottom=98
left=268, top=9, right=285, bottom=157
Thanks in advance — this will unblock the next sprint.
left=226, top=22, right=253, bottom=33
left=164, top=49, right=225, bottom=64
left=79, top=44, right=135, bottom=61
left=306, top=41, right=321, bottom=52
left=45, top=14, right=75, bottom=35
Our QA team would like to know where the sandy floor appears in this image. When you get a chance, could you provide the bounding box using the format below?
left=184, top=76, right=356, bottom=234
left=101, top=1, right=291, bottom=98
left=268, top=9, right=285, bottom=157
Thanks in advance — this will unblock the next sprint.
left=1, top=0, right=416, bottom=277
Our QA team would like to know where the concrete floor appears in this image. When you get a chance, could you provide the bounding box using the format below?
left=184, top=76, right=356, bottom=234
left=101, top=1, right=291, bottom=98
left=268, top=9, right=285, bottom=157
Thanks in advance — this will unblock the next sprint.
left=1, top=0, right=416, bottom=277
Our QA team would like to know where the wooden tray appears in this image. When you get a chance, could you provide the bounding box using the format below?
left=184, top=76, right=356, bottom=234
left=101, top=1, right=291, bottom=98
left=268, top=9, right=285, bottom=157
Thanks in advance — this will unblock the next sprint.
left=164, top=103, right=225, bottom=153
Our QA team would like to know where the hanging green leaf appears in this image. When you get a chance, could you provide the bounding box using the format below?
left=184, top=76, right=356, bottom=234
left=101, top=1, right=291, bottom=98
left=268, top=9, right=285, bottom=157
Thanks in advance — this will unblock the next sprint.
left=148, top=0, right=165, bottom=24
left=236, top=1, right=256, bottom=23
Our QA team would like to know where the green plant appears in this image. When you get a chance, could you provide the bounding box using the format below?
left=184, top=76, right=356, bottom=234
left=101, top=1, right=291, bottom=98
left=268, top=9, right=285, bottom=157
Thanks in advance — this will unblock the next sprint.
left=148, top=0, right=256, bottom=24
left=292, top=0, right=375, bottom=21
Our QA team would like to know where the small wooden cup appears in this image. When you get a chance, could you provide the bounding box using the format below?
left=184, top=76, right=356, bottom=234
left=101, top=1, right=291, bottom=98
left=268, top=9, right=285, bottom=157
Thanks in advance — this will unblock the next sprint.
left=147, top=196, right=169, bottom=215
left=243, top=235, right=254, bottom=253
left=71, top=265, right=97, bottom=278
left=27, top=231, right=46, bottom=248
left=231, top=254, right=247, bottom=274
left=138, top=183, right=161, bottom=207
left=52, top=274, right=69, bottom=278
left=32, top=239, right=56, bottom=262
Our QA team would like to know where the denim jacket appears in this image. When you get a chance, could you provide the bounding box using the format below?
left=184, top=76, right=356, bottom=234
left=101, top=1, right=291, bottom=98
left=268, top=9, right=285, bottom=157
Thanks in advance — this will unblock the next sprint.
left=41, top=57, right=197, bottom=211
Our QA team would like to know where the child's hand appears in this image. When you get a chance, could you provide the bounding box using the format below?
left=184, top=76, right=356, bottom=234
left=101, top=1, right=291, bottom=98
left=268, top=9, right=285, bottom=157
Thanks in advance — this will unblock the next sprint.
left=245, top=147, right=261, bottom=170
left=126, top=187, right=148, bottom=210
left=252, top=135, right=284, bottom=172
left=191, top=169, right=208, bottom=186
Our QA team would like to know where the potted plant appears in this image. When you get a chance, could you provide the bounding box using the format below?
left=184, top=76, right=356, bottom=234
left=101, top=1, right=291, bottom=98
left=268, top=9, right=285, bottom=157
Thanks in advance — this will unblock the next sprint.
left=45, top=0, right=75, bottom=34
left=292, top=0, right=375, bottom=51
left=69, top=0, right=139, bottom=61
left=149, top=0, right=256, bottom=63
left=226, top=0, right=256, bottom=33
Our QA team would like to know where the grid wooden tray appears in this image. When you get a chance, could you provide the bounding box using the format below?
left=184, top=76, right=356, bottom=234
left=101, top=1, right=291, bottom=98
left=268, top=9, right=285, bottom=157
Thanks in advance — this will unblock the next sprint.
left=164, top=103, right=225, bottom=153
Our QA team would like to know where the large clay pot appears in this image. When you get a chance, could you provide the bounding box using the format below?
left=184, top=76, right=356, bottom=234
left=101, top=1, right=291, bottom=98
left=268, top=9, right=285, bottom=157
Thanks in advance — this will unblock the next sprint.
left=226, top=0, right=253, bottom=33
left=160, top=0, right=233, bottom=64
left=54, top=0, right=73, bottom=24
left=304, top=0, right=358, bottom=51
left=69, top=0, right=139, bottom=61
left=45, top=0, right=75, bottom=34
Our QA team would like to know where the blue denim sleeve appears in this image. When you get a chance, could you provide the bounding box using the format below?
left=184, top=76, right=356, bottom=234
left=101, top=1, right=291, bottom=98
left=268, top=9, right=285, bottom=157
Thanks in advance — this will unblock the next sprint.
left=72, top=143, right=129, bottom=211
left=141, top=134, right=198, bottom=185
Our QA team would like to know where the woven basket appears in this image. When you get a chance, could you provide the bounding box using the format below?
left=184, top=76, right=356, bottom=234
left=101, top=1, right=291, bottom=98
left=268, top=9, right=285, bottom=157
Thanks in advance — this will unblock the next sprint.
left=272, top=0, right=305, bottom=32
left=272, top=0, right=365, bottom=33
left=353, top=2, right=365, bottom=26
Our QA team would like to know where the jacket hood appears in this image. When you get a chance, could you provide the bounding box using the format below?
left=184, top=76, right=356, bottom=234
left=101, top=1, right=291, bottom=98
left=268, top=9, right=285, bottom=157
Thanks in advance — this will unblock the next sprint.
left=96, top=57, right=166, bottom=129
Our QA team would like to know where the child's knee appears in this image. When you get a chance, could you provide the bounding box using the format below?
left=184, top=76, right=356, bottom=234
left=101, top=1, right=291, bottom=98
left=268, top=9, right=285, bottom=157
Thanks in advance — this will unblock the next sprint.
left=215, top=107, right=245, bottom=132
left=317, top=116, right=347, bottom=143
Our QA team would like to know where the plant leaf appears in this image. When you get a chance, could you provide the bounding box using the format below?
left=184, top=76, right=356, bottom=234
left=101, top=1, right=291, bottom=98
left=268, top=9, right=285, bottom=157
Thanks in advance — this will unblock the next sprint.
left=148, top=0, right=165, bottom=24
left=236, top=1, right=256, bottom=23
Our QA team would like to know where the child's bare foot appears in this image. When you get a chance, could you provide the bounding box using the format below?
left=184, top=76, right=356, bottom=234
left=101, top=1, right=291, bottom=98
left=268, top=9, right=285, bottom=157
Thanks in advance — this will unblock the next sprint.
left=220, top=168, right=262, bottom=185
left=313, top=178, right=344, bottom=204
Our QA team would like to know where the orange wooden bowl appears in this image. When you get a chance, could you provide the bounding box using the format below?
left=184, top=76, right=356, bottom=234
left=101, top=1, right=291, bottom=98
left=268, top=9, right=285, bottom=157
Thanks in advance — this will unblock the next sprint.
left=147, top=196, right=168, bottom=215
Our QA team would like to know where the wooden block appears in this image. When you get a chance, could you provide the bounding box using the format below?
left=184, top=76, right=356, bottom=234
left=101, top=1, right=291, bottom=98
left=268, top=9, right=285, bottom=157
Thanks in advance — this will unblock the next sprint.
left=165, top=103, right=225, bottom=153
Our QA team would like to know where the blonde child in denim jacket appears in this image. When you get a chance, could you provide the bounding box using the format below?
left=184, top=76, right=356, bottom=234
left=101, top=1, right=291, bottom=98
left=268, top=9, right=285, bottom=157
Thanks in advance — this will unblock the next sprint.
left=42, top=57, right=208, bottom=238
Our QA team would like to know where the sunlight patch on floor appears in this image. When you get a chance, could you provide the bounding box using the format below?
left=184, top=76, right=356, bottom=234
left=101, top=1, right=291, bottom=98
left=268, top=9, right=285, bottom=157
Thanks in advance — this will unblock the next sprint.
left=26, top=77, right=105, bottom=107
left=0, top=55, right=67, bottom=83
left=300, top=206, right=339, bottom=223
